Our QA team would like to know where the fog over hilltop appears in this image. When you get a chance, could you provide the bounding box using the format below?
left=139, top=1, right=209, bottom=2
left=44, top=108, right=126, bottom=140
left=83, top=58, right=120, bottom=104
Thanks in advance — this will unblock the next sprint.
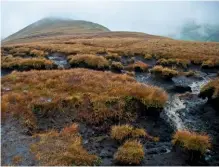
left=1, top=1, right=219, bottom=41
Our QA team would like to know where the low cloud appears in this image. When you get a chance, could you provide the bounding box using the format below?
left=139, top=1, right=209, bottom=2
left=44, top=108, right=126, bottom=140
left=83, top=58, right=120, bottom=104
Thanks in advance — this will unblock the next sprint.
left=1, top=1, right=219, bottom=39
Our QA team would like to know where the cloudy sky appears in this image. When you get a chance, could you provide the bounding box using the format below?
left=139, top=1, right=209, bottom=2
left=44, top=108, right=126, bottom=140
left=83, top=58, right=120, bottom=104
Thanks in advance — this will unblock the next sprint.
left=1, top=0, right=219, bottom=39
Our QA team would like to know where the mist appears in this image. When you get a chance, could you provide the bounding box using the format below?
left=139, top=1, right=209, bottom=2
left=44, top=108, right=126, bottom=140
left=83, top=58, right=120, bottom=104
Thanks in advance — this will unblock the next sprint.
left=1, top=1, right=219, bottom=39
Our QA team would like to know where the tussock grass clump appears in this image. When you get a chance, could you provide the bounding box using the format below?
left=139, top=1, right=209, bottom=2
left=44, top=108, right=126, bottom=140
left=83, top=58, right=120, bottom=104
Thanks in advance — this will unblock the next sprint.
left=125, top=71, right=135, bottom=77
left=150, top=65, right=178, bottom=79
left=111, top=61, right=124, bottom=72
left=106, top=52, right=121, bottom=61
left=126, top=61, right=149, bottom=72
left=157, top=58, right=190, bottom=68
left=200, top=78, right=219, bottom=99
left=31, top=124, right=99, bottom=166
left=1, top=55, right=57, bottom=70
left=111, top=125, right=133, bottom=141
left=201, top=59, right=219, bottom=69
left=199, top=78, right=219, bottom=110
left=68, top=54, right=109, bottom=70
left=172, top=130, right=210, bottom=159
left=8, top=47, right=30, bottom=56
left=183, top=70, right=196, bottom=77
left=111, top=125, right=147, bottom=142
left=131, top=128, right=147, bottom=138
left=114, top=140, right=144, bottom=165
left=144, top=53, right=153, bottom=60
left=29, top=49, right=47, bottom=57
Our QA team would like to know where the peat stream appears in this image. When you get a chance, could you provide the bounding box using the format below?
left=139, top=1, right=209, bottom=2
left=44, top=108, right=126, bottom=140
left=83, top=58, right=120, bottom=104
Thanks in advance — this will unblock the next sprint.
left=135, top=72, right=214, bottom=131
left=47, top=52, right=70, bottom=69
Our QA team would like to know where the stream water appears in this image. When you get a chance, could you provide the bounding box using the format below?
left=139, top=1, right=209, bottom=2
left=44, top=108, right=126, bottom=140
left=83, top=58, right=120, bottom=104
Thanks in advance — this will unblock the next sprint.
left=47, top=53, right=70, bottom=69
left=135, top=72, right=214, bottom=131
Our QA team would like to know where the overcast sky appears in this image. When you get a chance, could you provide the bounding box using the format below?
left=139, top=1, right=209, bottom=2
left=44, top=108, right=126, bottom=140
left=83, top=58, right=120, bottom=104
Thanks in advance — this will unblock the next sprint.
left=1, top=1, right=219, bottom=39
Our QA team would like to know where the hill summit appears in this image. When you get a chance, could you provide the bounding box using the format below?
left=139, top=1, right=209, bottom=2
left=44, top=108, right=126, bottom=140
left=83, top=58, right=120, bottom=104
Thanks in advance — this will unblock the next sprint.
left=3, top=17, right=110, bottom=42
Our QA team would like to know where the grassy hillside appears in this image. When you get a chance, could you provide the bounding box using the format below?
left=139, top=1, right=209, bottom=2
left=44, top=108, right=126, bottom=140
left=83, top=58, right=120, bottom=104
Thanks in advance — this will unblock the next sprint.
left=2, top=17, right=110, bottom=43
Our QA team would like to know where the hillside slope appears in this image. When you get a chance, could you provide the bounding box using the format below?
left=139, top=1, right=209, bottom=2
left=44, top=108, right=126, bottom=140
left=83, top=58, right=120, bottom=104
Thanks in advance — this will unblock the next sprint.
left=2, top=17, right=110, bottom=43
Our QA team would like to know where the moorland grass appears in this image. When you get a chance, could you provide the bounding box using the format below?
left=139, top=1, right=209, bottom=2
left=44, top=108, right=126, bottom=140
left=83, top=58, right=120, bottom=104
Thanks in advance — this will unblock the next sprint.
left=1, top=55, right=57, bottom=70
left=2, top=35, right=219, bottom=71
left=114, top=140, right=144, bottom=165
left=200, top=78, right=219, bottom=99
left=2, top=68, right=168, bottom=128
left=110, top=124, right=147, bottom=142
left=150, top=65, right=178, bottom=79
left=199, top=78, right=219, bottom=110
left=126, top=61, right=149, bottom=72
left=68, top=54, right=109, bottom=70
left=172, top=130, right=211, bottom=155
left=157, top=58, right=190, bottom=68
left=30, top=123, right=99, bottom=166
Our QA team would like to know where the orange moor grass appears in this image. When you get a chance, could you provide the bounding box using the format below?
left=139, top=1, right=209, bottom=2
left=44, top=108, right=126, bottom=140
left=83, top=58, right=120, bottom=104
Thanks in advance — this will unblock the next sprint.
left=200, top=78, right=219, bottom=100
left=172, top=130, right=211, bottom=154
left=30, top=123, right=99, bottom=166
left=1, top=68, right=168, bottom=128
left=199, top=78, right=219, bottom=110
left=150, top=65, right=178, bottom=79
left=67, top=54, right=109, bottom=70
left=114, top=140, right=144, bottom=165
left=1, top=55, right=57, bottom=70
left=126, top=61, right=149, bottom=72
left=111, top=124, right=147, bottom=142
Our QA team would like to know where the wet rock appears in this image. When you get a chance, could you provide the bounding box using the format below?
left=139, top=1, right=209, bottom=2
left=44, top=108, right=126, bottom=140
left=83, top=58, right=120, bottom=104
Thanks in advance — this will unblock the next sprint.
left=100, top=149, right=112, bottom=158
left=101, top=158, right=113, bottom=166
left=145, top=147, right=167, bottom=155
left=172, top=76, right=192, bottom=93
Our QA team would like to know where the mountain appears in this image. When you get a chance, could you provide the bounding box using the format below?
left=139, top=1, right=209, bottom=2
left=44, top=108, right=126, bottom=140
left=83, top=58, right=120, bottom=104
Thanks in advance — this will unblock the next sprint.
left=2, top=17, right=110, bottom=43
left=170, top=20, right=219, bottom=42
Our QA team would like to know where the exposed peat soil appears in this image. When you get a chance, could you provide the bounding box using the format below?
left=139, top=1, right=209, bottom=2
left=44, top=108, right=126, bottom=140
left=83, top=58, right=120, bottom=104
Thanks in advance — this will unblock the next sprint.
left=1, top=58, right=219, bottom=166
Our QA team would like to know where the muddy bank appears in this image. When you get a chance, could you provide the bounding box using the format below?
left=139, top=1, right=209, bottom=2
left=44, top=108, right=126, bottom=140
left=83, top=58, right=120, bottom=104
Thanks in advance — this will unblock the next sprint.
left=1, top=117, right=38, bottom=166
left=80, top=115, right=177, bottom=166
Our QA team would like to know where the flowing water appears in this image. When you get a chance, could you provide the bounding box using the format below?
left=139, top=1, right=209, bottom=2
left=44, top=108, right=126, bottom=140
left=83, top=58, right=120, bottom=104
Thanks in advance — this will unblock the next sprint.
left=164, top=95, right=185, bottom=130
left=135, top=72, right=212, bottom=131
left=47, top=53, right=70, bottom=69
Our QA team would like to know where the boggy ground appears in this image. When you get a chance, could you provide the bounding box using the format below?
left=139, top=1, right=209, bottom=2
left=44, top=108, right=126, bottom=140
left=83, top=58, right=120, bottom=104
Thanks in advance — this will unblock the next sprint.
left=1, top=34, right=219, bottom=165
left=1, top=66, right=219, bottom=166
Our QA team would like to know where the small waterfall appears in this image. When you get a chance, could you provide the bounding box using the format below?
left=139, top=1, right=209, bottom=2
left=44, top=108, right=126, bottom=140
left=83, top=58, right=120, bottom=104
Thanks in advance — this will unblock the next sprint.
left=164, top=78, right=210, bottom=130
left=135, top=73, right=211, bottom=130
left=48, top=53, right=70, bottom=69
left=189, top=79, right=209, bottom=94
left=164, top=95, right=185, bottom=130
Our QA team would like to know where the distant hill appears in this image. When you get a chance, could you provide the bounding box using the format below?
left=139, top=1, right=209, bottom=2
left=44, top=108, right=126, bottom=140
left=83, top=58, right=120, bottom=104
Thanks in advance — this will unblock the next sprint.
left=170, top=20, right=219, bottom=42
left=2, top=17, right=110, bottom=43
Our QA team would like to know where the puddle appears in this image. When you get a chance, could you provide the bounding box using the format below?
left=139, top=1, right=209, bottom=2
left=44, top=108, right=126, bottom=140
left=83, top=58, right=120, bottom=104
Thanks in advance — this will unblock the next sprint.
left=47, top=53, right=70, bottom=69
left=1, top=69, right=13, bottom=77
